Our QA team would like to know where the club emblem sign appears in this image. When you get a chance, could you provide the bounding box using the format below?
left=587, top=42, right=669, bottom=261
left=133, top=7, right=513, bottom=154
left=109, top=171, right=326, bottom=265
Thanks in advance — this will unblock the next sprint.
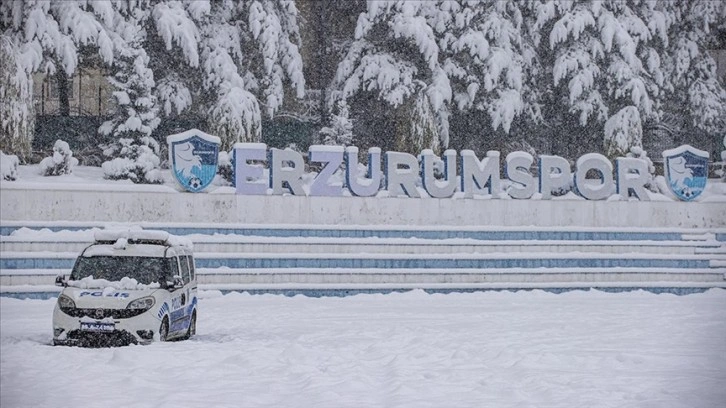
left=167, top=129, right=221, bottom=193
left=662, top=145, right=709, bottom=201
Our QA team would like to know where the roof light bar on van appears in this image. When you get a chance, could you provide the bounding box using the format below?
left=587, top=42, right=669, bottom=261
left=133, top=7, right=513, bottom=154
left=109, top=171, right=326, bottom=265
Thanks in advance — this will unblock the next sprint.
left=94, top=230, right=171, bottom=245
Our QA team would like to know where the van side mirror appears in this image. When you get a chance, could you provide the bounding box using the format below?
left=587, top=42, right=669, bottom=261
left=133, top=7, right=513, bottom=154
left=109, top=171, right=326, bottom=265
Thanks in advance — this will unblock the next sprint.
left=55, top=275, right=67, bottom=287
left=164, top=275, right=184, bottom=291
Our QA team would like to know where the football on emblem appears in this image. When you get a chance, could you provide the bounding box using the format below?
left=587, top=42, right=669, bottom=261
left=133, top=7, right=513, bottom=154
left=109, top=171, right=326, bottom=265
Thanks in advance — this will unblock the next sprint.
left=188, top=177, right=202, bottom=189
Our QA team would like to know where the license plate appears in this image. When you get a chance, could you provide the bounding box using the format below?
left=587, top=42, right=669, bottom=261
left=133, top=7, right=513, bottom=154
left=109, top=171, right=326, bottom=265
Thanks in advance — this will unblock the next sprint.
left=80, top=322, right=115, bottom=332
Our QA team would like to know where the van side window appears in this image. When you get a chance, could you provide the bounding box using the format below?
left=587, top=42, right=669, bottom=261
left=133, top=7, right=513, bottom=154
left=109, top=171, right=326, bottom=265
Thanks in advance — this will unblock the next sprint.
left=178, top=255, right=190, bottom=284
left=186, top=255, right=195, bottom=281
left=168, top=257, right=180, bottom=280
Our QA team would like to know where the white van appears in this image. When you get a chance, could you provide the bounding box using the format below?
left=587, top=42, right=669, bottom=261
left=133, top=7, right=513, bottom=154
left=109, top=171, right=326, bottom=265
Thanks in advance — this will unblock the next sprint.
left=53, top=230, right=198, bottom=347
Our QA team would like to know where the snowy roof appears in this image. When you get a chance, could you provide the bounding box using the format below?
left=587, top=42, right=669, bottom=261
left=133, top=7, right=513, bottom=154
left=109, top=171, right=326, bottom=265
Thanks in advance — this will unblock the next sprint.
left=94, top=229, right=170, bottom=244
left=92, top=229, right=193, bottom=251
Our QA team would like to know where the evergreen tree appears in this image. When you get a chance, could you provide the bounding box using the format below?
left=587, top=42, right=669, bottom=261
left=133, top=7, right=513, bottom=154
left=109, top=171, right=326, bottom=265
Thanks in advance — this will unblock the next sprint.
left=0, top=0, right=115, bottom=75
left=100, top=0, right=162, bottom=183
left=335, top=0, right=726, bottom=158
left=0, top=34, right=34, bottom=160
left=0, top=0, right=115, bottom=159
left=319, top=99, right=353, bottom=146
left=148, top=0, right=306, bottom=150
left=333, top=1, right=536, bottom=154
left=332, top=1, right=450, bottom=154
left=660, top=0, right=726, bottom=141
left=518, top=0, right=668, bottom=158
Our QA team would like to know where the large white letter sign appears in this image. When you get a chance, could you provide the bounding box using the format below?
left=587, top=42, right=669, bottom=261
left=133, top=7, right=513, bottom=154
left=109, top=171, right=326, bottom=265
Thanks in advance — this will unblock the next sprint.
left=421, top=149, right=457, bottom=198
left=505, top=152, right=535, bottom=199
left=574, top=153, right=614, bottom=200
left=615, top=158, right=651, bottom=201
left=385, top=151, right=421, bottom=198
left=345, top=147, right=382, bottom=197
left=234, top=143, right=268, bottom=195
left=309, top=145, right=345, bottom=197
left=269, top=148, right=305, bottom=195
left=460, top=150, right=501, bottom=198
left=539, top=155, right=572, bottom=199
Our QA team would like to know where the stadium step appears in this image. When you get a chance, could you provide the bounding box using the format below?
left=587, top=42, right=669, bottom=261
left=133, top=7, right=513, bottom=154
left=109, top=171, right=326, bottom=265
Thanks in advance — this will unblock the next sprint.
left=2, top=268, right=724, bottom=290
left=1, top=222, right=725, bottom=292
left=0, top=237, right=720, bottom=255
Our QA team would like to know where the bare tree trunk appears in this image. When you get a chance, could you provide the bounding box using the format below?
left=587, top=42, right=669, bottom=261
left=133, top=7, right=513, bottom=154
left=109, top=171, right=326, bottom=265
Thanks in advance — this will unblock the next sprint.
left=314, top=0, right=329, bottom=125
left=55, top=67, right=70, bottom=117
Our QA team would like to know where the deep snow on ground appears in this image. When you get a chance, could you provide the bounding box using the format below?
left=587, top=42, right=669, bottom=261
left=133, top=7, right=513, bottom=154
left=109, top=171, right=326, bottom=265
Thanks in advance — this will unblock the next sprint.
left=2, top=289, right=725, bottom=408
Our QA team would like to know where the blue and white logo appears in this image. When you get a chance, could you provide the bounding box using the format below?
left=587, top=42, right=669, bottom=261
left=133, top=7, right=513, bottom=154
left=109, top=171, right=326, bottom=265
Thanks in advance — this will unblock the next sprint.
left=662, top=145, right=709, bottom=201
left=167, top=129, right=221, bottom=193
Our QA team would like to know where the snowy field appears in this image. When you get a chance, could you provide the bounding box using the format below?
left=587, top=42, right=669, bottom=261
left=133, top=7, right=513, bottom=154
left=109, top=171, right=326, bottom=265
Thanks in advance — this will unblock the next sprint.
left=2, top=289, right=725, bottom=408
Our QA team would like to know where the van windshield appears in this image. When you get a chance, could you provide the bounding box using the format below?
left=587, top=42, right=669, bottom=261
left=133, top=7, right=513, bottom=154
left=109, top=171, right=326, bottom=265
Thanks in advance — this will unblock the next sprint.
left=70, top=256, right=172, bottom=285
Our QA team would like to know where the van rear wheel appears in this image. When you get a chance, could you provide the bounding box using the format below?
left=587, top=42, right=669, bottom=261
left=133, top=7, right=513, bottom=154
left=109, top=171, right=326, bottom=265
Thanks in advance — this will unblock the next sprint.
left=183, top=311, right=196, bottom=340
left=159, top=317, right=169, bottom=342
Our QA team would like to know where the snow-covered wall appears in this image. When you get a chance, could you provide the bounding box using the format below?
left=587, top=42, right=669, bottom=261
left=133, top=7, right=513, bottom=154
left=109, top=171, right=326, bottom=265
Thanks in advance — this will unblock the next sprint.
left=1, top=185, right=724, bottom=228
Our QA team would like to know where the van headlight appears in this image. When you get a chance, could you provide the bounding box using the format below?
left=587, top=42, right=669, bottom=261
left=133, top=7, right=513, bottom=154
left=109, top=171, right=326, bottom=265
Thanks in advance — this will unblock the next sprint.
left=126, top=296, right=155, bottom=311
left=57, top=295, right=76, bottom=310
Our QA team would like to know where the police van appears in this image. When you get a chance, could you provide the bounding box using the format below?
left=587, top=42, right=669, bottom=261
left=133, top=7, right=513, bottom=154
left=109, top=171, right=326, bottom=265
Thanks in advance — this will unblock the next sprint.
left=53, top=229, right=198, bottom=347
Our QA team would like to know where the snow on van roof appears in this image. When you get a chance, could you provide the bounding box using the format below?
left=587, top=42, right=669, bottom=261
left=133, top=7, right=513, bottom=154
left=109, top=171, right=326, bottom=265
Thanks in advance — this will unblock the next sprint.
left=94, top=229, right=169, bottom=243
left=83, top=242, right=169, bottom=258
left=93, top=229, right=193, bottom=250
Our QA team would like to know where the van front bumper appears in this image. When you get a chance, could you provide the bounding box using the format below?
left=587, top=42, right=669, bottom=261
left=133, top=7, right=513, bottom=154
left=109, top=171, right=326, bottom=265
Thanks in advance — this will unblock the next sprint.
left=53, top=305, right=161, bottom=347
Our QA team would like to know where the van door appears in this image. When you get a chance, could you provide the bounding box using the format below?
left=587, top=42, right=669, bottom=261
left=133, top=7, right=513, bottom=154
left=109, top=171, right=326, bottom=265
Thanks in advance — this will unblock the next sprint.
left=186, top=254, right=197, bottom=295
left=169, top=254, right=193, bottom=333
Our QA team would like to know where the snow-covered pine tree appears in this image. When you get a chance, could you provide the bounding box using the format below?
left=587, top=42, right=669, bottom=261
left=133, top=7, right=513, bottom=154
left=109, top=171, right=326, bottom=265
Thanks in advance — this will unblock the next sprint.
left=442, top=0, right=533, bottom=136
left=1, top=0, right=115, bottom=159
left=393, top=88, right=439, bottom=153
left=319, top=99, right=353, bottom=146
left=100, top=0, right=162, bottom=184
left=659, top=0, right=726, bottom=143
left=146, top=0, right=305, bottom=150
left=195, top=0, right=262, bottom=150
left=523, top=0, right=725, bottom=159
left=332, top=0, right=451, bottom=154
left=333, top=1, right=542, bottom=154
left=603, top=105, right=641, bottom=158
left=147, top=0, right=202, bottom=123
left=0, top=0, right=115, bottom=77
left=534, top=0, right=607, bottom=128
left=0, top=35, right=34, bottom=161
left=599, top=0, right=669, bottom=158
left=535, top=0, right=664, bottom=159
